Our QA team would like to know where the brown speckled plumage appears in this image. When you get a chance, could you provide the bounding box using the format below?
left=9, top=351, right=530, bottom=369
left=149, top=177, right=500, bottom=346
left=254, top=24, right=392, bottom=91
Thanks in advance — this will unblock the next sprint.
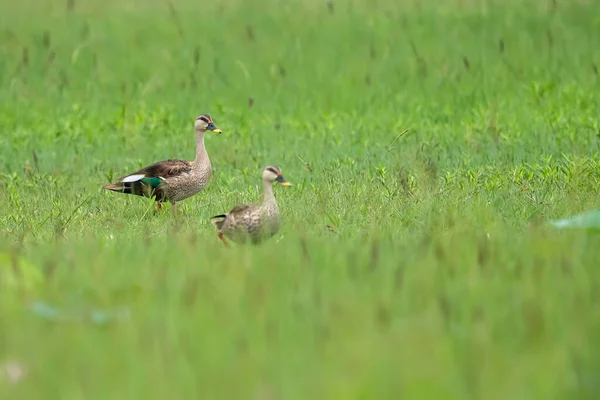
left=211, top=165, right=292, bottom=246
left=102, top=114, right=222, bottom=210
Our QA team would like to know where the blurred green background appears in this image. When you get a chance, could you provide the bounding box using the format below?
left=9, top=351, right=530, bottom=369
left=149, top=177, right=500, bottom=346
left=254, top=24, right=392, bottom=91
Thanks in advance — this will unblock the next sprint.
left=1, top=0, right=600, bottom=398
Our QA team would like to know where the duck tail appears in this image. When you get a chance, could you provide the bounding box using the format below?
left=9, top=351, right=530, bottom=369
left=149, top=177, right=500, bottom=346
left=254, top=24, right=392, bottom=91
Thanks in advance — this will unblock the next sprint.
left=102, top=183, right=128, bottom=193
left=210, top=214, right=227, bottom=230
left=101, top=182, right=141, bottom=195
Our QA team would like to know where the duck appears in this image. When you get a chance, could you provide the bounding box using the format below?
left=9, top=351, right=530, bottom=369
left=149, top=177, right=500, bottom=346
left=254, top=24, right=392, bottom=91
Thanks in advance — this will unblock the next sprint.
left=211, top=165, right=292, bottom=246
left=102, top=114, right=222, bottom=211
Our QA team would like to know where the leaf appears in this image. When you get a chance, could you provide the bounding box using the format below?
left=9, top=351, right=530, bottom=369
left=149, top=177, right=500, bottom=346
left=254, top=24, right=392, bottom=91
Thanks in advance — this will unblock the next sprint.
left=548, top=210, right=600, bottom=231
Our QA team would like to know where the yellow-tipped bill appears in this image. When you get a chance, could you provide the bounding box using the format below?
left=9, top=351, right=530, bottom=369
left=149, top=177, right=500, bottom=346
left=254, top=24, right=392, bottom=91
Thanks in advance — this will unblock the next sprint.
left=276, top=174, right=292, bottom=186
left=207, top=122, right=222, bottom=133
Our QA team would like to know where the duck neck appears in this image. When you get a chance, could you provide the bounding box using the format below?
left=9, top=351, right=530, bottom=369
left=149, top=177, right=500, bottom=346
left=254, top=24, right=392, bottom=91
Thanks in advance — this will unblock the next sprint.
left=193, top=129, right=209, bottom=165
left=263, top=179, right=276, bottom=205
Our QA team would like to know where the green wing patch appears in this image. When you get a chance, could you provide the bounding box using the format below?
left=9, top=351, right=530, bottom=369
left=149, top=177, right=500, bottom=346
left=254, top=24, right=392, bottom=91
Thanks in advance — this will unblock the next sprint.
left=141, top=177, right=163, bottom=187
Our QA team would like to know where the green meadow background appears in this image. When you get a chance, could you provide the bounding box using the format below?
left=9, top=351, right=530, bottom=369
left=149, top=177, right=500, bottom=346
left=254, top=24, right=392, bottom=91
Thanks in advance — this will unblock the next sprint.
left=1, top=0, right=600, bottom=397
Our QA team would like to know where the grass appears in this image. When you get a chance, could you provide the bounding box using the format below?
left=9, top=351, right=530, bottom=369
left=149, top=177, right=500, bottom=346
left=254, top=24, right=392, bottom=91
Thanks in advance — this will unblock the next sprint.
left=1, top=0, right=600, bottom=397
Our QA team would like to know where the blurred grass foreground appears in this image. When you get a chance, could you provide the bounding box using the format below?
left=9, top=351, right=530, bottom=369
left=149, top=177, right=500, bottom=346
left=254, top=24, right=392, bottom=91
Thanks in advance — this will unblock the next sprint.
left=1, top=0, right=600, bottom=398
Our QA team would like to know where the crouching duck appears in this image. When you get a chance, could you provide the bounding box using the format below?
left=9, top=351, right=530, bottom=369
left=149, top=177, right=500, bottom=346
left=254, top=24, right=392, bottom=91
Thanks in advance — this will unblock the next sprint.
left=211, top=165, right=291, bottom=246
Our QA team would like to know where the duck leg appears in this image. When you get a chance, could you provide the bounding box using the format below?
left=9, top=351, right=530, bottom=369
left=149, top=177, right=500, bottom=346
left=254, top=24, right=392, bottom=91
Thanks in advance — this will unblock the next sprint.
left=155, top=202, right=163, bottom=212
left=217, top=231, right=230, bottom=248
left=171, top=201, right=177, bottom=214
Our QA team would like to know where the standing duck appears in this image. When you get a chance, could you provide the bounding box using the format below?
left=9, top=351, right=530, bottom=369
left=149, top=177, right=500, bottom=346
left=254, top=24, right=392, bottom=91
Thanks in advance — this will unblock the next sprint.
left=102, top=114, right=222, bottom=211
left=211, top=165, right=292, bottom=246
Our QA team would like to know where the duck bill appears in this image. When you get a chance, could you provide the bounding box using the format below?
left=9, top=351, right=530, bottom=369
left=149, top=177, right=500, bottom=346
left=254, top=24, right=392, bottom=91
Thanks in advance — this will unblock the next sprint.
left=207, top=123, right=222, bottom=134
left=276, top=175, right=292, bottom=186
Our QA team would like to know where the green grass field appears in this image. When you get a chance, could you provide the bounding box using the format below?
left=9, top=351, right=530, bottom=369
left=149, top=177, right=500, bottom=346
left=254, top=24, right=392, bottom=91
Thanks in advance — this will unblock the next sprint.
left=1, top=0, right=600, bottom=397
